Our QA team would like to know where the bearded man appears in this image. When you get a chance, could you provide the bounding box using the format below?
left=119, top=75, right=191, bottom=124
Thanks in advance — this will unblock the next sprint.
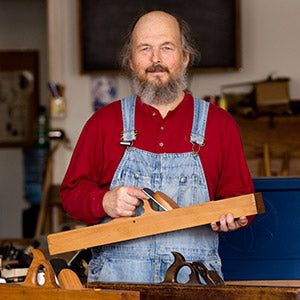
left=60, top=10, right=254, bottom=284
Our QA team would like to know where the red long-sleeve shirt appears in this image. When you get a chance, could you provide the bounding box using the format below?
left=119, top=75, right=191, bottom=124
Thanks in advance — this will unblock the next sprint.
left=61, top=93, right=254, bottom=224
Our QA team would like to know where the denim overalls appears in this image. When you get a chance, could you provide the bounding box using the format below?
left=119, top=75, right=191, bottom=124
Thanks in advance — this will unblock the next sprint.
left=88, top=95, right=223, bottom=283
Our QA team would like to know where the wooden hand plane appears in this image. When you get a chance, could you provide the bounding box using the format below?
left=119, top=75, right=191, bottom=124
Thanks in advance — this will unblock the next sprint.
left=47, top=191, right=264, bottom=255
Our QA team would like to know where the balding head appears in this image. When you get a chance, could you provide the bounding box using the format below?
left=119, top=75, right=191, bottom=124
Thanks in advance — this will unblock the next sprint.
left=120, top=10, right=198, bottom=72
left=131, top=11, right=182, bottom=53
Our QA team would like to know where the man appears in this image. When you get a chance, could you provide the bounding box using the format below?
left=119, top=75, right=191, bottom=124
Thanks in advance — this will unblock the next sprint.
left=60, top=11, right=254, bottom=283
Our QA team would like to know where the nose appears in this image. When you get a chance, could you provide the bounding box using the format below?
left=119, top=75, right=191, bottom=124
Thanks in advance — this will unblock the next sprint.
left=151, top=48, right=161, bottom=64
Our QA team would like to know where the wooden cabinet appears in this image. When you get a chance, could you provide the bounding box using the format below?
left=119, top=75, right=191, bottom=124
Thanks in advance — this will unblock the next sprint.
left=233, top=115, right=300, bottom=176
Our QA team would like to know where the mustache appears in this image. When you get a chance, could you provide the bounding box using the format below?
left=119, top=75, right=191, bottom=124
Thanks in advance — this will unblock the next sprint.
left=146, top=65, right=170, bottom=73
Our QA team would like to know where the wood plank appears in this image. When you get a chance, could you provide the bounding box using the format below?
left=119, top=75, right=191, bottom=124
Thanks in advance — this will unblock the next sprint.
left=0, top=284, right=140, bottom=300
left=88, top=282, right=300, bottom=300
left=48, top=193, right=264, bottom=255
left=226, top=280, right=300, bottom=287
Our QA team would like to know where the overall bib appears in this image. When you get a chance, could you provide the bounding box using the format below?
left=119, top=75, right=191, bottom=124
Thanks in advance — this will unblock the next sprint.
left=88, top=95, right=223, bottom=283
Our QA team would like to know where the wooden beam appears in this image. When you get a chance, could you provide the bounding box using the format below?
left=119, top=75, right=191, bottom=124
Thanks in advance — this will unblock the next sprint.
left=0, top=284, right=139, bottom=300
left=47, top=193, right=264, bottom=255
left=88, top=281, right=300, bottom=300
left=226, top=280, right=300, bottom=287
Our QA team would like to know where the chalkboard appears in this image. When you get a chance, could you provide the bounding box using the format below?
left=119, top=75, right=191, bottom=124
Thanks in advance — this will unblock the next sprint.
left=79, top=0, right=240, bottom=73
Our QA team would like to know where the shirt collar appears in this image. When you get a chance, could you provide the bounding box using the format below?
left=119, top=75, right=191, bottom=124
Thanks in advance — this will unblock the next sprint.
left=136, top=92, right=192, bottom=119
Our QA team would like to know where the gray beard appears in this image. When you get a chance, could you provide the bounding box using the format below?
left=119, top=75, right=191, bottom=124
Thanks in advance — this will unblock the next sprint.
left=132, top=71, right=187, bottom=105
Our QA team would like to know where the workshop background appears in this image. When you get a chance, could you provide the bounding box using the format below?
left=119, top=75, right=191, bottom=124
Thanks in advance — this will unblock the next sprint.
left=0, top=0, right=299, bottom=252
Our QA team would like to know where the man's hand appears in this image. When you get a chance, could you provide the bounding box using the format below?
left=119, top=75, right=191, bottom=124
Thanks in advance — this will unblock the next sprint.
left=211, top=213, right=248, bottom=232
left=103, top=186, right=146, bottom=218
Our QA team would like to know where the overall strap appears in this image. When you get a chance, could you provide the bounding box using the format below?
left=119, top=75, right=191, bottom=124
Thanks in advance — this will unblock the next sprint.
left=120, top=94, right=137, bottom=143
left=190, top=98, right=209, bottom=148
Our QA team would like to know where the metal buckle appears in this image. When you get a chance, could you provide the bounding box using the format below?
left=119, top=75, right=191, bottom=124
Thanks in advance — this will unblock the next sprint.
left=191, top=141, right=203, bottom=156
left=120, top=130, right=137, bottom=150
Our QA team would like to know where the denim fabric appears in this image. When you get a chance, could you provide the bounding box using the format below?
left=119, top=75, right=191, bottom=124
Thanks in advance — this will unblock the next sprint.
left=88, top=95, right=223, bottom=283
left=120, top=94, right=137, bottom=142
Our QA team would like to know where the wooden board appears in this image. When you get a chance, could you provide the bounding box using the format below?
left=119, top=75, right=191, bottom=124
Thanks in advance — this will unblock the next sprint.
left=226, top=280, right=300, bottom=287
left=88, top=282, right=300, bottom=300
left=48, top=193, right=264, bottom=255
left=0, top=284, right=139, bottom=300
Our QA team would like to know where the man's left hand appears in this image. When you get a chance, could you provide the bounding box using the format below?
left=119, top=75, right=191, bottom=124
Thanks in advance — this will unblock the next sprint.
left=211, top=213, right=248, bottom=232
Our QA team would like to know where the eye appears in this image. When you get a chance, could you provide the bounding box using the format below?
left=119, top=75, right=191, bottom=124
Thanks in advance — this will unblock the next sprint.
left=162, top=45, right=175, bottom=52
left=140, top=46, right=149, bottom=52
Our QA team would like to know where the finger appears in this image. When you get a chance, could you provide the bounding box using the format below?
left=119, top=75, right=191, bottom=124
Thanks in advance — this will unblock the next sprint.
left=103, top=187, right=139, bottom=217
left=127, top=186, right=147, bottom=200
left=210, top=222, right=220, bottom=232
left=114, top=187, right=139, bottom=205
left=125, top=195, right=142, bottom=208
left=123, top=196, right=140, bottom=207
left=219, top=215, right=229, bottom=232
left=113, top=198, right=137, bottom=217
left=237, top=216, right=248, bottom=228
left=226, top=213, right=237, bottom=231
left=119, top=200, right=137, bottom=211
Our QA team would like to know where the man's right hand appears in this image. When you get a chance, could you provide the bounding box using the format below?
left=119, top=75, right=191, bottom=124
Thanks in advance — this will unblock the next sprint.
left=103, top=186, right=146, bottom=218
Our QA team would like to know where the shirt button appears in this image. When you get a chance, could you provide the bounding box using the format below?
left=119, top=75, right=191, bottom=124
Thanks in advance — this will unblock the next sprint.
left=160, top=126, right=164, bottom=130
left=152, top=112, right=156, bottom=117
left=180, top=177, right=186, bottom=183
left=159, top=142, right=164, bottom=147
left=134, top=173, right=139, bottom=179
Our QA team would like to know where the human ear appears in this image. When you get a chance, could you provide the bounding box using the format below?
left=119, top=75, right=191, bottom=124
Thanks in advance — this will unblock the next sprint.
left=129, top=59, right=134, bottom=71
left=183, top=52, right=190, bottom=68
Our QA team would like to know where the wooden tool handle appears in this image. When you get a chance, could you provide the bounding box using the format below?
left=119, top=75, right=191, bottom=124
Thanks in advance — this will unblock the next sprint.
left=154, top=191, right=180, bottom=210
left=58, top=269, right=83, bottom=290
left=21, top=249, right=84, bottom=290
left=21, top=249, right=59, bottom=288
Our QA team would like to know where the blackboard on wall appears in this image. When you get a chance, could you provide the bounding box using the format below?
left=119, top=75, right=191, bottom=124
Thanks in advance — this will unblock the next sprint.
left=79, top=0, right=240, bottom=74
